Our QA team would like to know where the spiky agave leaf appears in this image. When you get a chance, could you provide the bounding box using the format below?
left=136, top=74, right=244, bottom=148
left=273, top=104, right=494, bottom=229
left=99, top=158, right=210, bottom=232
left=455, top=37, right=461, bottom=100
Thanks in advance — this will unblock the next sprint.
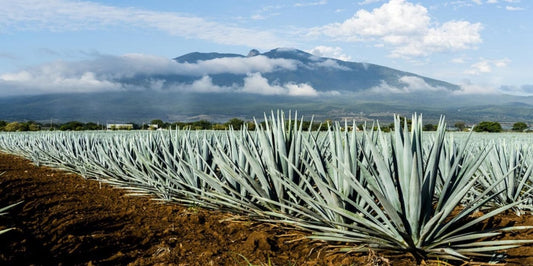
left=477, top=142, right=533, bottom=215
left=279, top=114, right=533, bottom=262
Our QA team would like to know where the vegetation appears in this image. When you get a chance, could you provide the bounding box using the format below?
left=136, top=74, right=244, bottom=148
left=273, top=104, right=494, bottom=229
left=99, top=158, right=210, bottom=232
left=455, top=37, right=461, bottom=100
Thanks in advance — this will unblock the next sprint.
left=512, top=122, right=528, bottom=132
left=0, top=118, right=330, bottom=132
left=473, top=121, right=502, bottom=132
left=454, top=121, right=466, bottom=131
left=0, top=117, right=530, bottom=133
left=423, top=123, right=437, bottom=131
left=2, top=121, right=40, bottom=132
left=0, top=112, right=532, bottom=263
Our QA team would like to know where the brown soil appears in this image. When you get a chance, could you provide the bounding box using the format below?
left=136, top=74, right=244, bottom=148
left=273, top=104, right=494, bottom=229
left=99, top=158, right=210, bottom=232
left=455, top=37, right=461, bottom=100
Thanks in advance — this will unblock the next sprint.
left=0, top=152, right=532, bottom=266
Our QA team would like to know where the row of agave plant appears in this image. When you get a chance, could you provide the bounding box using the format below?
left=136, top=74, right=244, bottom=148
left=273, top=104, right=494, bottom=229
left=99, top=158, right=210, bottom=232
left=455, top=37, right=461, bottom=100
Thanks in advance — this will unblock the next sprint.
left=1, top=111, right=533, bottom=263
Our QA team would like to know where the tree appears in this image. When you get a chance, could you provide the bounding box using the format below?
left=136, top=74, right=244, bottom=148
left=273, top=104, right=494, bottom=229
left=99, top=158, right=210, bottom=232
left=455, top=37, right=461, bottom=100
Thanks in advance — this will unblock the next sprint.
left=454, top=122, right=466, bottom=131
left=247, top=122, right=256, bottom=131
left=225, top=118, right=244, bottom=130
left=212, top=124, right=227, bottom=130
left=4, top=122, right=24, bottom=132
left=380, top=126, right=391, bottom=132
left=473, top=121, right=502, bottom=133
left=423, top=124, right=437, bottom=131
left=191, top=120, right=212, bottom=130
left=512, top=122, right=528, bottom=132
left=28, top=123, right=40, bottom=131
left=84, top=122, right=100, bottom=130
left=60, top=121, right=84, bottom=131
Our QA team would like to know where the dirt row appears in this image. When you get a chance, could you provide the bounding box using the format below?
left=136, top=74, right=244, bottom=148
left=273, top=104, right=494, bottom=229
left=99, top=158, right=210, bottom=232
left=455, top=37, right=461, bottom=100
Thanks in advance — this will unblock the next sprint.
left=1, top=152, right=533, bottom=265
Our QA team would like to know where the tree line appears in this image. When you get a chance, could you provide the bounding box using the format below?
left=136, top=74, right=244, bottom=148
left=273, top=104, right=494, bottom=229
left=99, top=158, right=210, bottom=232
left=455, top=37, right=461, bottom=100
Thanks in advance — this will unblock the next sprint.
left=0, top=118, right=529, bottom=133
left=0, top=118, right=328, bottom=132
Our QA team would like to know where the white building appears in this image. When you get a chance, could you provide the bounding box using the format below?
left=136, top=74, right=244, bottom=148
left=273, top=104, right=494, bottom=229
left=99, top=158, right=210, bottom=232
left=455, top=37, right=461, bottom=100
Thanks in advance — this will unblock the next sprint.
left=106, top=123, right=133, bottom=130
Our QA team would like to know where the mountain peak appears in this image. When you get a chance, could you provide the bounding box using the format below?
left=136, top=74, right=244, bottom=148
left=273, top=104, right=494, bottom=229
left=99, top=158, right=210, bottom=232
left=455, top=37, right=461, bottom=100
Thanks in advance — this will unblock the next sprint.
left=247, top=49, right=260, bottom=57
left=174, top=52, right=243, bottom=63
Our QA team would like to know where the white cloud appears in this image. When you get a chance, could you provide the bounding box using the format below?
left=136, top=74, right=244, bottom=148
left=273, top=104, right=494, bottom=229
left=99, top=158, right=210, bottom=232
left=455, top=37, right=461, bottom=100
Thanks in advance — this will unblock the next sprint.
left=34, top=53, right=297, bottom=75
left=307, top=46, right=352, bottom=61
left=179, top=75, right=232, bottom=93
left=309, top=0, right=482, bottom=58
left=241, top=73, right=318, bottom=96
left=285, top=83, right=320, bottom=96
left=294, top=0, right=327, bottom=7
left=250, top=14, right=266, bottom=20
left=472, top=0, right=483, bottom=5
left=185, top=55, right=299, bottom=75
left=309, top=59, right=351, bottom=70
left=0, top=0, right=287, bottom=49
left=487, top=0, right=498, bottom=3
left=369, top=76, right=448, bottom=93
left=0, top=53, right=337, bottom=97
left=359, top=0, right=384, bottom=5
left=506, top=6, right=524, bottom=11
left=453, top=80, right=499, bottom=95
left=465, top=58, right=510, bottom=75
left=0, top=66, right=122, bottom=95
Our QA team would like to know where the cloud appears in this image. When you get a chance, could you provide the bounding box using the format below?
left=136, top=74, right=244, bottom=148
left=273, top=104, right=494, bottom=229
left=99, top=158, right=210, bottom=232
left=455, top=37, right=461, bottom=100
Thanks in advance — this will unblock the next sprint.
left=0, top=67, right=122, bottom=95
left=176, top=75, right=232, bottom=93
left=369, top=76, right=448, bottom=93
left=309, top=59, right=351, bottom=70
left=506, top=6, right=524, bottom=11
left=241, top=73, right=318, bottom=96
left=176, top=73, right=321, bottom=96
left=465, top=58, right=510, bottom=75
left=453, top=80, right=499, bottom=95
left=0, top=0, right=287, bottom=49
left=307, top=46, right=352, bottom=61
left=451, top=57, right=466, bottom=64
left=359, top=0, right=384, bottom=5
left=294, top=0, right=328, bottom=7
left=0, top=53, right=299, bottom=82
left=250, top=14, right=266, bottom=20
left=0, top=53, right=334, bottom=97
left=498, top=84, right=533, bottom=96
left=309, top=0, right=482, bottom=58
left=182, top=55, right=300, bottom=75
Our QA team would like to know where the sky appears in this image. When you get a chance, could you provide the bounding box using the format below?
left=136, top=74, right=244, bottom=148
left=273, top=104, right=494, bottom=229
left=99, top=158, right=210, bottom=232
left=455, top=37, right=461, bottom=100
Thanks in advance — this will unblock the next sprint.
left=0, top=0, right=531, bottom=96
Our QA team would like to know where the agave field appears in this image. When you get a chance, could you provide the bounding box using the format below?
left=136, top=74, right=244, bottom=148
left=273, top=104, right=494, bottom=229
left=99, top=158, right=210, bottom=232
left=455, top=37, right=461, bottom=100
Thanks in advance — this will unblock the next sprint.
left=1, top=111, right=533, bottom=263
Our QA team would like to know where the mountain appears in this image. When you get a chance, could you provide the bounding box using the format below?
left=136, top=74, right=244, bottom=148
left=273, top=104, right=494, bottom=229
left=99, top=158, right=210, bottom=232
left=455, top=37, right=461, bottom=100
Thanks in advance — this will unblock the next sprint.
left=0, top=48, right=531, bottom=124
left=170, top=48, right=460, bottom=92
left=174, top=52, right=244, bottom=63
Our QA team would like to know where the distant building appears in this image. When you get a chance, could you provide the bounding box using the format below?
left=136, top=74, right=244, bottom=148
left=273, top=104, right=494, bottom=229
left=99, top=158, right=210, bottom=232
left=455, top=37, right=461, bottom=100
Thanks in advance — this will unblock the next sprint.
left=106, top=123, right=133, bottom=130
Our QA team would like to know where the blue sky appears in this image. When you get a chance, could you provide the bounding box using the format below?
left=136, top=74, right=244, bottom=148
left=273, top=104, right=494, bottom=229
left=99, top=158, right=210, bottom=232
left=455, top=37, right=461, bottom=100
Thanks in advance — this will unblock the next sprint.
left=0, top=0, right=531, bottom=96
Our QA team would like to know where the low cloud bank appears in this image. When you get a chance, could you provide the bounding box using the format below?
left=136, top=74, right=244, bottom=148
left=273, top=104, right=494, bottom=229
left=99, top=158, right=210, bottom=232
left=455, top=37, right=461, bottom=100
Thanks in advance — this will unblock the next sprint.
left=498, top=84, right=533, bottom=96
left=369, top=76, right=448, bottom=93
left=0, top=54, right=341, bottom=97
